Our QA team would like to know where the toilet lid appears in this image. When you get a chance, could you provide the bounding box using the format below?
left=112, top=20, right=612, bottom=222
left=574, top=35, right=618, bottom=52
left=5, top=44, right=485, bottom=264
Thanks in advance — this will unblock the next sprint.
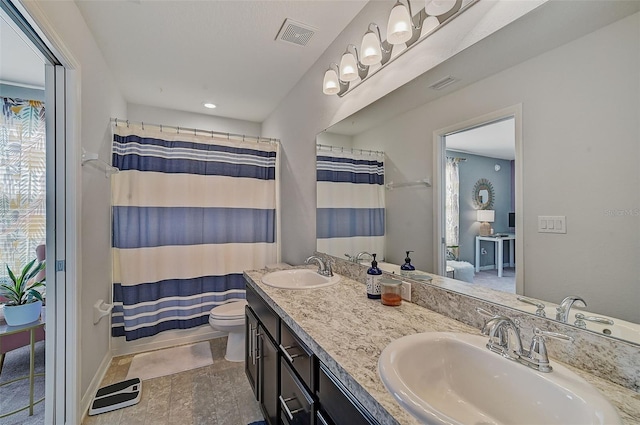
left=209, top=300, right=247, bottom=319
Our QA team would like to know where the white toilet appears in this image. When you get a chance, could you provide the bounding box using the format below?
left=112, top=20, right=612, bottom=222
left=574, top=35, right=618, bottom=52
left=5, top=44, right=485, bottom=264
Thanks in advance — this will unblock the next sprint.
left=208, top=300, right=248, bottom=362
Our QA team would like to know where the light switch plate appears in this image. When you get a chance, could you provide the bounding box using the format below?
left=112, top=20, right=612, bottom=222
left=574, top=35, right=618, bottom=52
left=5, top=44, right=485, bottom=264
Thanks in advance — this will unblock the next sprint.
left=538, top=216, right=566, bottom=233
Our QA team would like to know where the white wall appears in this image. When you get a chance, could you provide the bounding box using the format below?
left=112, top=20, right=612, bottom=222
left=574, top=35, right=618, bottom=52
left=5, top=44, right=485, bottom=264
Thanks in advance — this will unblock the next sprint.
left=263, top=0, right=543, bottom=265
left=352, top=12, right=640, bottom=323
left=127, top=103, right=261, bottom=137
left=24, top=0, right=127, bottom=413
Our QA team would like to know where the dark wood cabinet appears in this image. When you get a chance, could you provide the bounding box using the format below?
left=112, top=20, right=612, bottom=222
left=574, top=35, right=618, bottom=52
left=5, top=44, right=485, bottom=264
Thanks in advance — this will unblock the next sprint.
left=246, top=282, right=379, bottom=425
left=317, top=363, right=378, bottom=425
left=279, top=358, right=313, bottom=425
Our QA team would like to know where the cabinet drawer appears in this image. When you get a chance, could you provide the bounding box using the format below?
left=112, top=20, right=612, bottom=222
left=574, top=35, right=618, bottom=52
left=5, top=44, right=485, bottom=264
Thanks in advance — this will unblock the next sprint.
left=246, top=284, right=279, bottom=340
left=317, top=363, right=378, bottom=425
left=280, top=358, right=313, bottom=425
left=280, top=321, right=314, bottom=391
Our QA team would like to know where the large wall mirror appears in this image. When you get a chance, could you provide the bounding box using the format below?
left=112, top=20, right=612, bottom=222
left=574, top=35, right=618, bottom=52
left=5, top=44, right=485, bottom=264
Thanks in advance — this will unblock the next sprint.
left=315, top=1, right=640, bottom=346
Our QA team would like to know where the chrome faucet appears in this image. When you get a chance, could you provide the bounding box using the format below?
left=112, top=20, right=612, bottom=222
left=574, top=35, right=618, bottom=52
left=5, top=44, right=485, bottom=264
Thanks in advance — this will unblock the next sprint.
left=355, top=251, right=372, bottom=263
left=481, top=315, right=523, bottom=361
left=517, top=296, right=546, bottom=317
left=556, top=296, right=586, bottom=322
left=344, top=251, right=373, bottom=263
left=477, top=307, right=573, bottom=373
left=305, top=255, right=333, bottom=277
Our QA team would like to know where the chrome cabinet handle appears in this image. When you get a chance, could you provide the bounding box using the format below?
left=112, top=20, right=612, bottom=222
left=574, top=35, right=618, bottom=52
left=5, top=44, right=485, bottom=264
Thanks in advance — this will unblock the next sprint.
left=279, top=344, right=302, bottom=364
left=279, top=395, right=304, bottom=421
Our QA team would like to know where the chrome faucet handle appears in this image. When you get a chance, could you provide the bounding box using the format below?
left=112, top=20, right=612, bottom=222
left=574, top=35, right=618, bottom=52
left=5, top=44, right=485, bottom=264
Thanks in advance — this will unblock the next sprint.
left=476, top=307, right=498, bottom=319
left=526, top=328, right=574, bottom=373
left=344, top=253, right=355, bottom=261
left=517, top=296, right=546, bottom=317
left=574, top=312, right=614, bottom=328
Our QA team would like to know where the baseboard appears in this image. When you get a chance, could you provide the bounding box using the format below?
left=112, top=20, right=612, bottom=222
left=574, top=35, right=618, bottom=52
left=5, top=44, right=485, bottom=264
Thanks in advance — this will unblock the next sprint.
left=477, top=264, right=514, bottom=271
left=79, top=350, right=112, bottom=424
left=111, top=326, right=225, bottom=357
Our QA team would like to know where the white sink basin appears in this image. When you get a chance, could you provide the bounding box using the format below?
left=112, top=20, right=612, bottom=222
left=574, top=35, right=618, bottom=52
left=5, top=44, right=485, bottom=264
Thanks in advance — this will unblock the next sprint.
left=520, top=305, right=640, bottom=344
left=261, top=269, right=340, bottom=290
left=378, top=332, right=621, bottom=425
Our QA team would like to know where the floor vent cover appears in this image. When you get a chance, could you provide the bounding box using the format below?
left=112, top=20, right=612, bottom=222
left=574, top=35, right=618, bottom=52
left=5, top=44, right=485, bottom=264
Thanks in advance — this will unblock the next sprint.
left=276, top=18, right=316, bottom=47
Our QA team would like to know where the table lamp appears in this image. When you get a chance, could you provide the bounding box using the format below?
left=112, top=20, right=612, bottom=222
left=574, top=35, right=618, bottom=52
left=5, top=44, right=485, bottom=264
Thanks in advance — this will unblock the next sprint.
left=477, top=209, right=495, bottom=236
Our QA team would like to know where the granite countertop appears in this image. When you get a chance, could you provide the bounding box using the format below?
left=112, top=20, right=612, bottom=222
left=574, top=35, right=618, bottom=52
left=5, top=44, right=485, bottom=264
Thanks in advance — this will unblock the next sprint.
left=244, top=266, right=640, bottom=425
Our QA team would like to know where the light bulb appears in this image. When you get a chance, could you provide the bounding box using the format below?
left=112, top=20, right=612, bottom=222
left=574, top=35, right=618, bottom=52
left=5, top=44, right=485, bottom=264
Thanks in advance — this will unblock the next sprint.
left=339, top=52, right=358, bottom=82
left=420, top=16, right=439, bottom=38
left=360, top=31, right=382, bottom=66
left=387, top=2, right=412, bottom=45
left=425, top=0, right=456, bottom=16
left=323, top=69, right=340, bottom=95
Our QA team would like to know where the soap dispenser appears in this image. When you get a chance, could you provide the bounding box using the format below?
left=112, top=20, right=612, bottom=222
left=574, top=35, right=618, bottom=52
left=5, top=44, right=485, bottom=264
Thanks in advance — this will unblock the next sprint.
left=366, top=253, right=382, bottom=299
left=400, top=251, right=415, bottom=277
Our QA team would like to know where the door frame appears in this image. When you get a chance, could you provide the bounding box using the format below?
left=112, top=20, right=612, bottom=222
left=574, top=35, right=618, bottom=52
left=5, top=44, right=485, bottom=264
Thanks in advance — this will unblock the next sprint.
left=433, top=104, right=524, bottom=294
left=9, top=1, right=82, bottom=423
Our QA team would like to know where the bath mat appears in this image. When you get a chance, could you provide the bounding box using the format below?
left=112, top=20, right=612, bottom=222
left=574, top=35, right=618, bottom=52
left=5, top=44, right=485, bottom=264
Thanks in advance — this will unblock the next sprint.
left=125, top=341, right=213, bottom=381
left=248, top=421, right=266, bottom=425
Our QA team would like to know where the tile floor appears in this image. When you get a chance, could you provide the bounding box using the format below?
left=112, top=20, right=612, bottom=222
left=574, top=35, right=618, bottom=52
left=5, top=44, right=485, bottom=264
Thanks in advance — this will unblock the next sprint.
left=83, top=338, right=263, bottom=425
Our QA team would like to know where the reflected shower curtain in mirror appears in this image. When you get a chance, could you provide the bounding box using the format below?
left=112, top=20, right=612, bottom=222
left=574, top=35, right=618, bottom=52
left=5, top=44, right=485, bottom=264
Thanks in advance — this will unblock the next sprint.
left=316, top=147, right=385, bottom=259
left=111, top=125, right=278, bottom=341
left=445, top=157, right=460, bottom=247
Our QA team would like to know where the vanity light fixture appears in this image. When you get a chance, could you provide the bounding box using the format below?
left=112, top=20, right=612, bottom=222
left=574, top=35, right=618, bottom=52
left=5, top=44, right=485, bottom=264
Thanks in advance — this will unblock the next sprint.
left=425, top=0, right=456, bottom=16
left=339, top=44, right=364, bottom=82
left=321, top=0, right=477, bottom=96
left=387, top=0, right=413, bottom=45
left=203, top=102, right=217, bottom=109
left=361, top=23, right=389, bottom=66
left=323, top=63, right=341, bottom=95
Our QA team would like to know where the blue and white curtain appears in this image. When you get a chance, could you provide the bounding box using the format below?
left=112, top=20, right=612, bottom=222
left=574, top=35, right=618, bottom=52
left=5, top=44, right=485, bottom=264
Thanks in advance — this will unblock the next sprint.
left=111, top=125, right=278, bottom=341
left=316, top=146, right=385, bottom=258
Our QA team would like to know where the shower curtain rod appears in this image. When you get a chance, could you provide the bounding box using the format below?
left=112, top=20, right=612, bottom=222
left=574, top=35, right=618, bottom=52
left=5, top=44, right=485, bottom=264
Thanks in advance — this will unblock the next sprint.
left=316, top=143, right=384, bottom=156
left=110, top=118, right=279, bottom=144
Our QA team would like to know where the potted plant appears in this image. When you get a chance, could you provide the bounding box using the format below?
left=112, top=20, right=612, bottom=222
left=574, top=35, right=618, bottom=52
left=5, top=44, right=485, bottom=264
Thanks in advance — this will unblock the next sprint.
left=0, top=259, right=45, bottom=326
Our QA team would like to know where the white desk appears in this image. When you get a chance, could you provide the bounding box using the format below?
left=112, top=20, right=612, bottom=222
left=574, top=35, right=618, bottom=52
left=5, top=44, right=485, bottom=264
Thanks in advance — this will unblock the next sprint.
left=475, top=234, right=515, bottom=277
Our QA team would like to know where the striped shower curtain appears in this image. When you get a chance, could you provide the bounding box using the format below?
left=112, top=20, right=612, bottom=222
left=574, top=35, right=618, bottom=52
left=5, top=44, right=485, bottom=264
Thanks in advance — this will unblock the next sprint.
left=316, top=147, right=385, bottom=258
left=111, top=125, right=278, bottom=341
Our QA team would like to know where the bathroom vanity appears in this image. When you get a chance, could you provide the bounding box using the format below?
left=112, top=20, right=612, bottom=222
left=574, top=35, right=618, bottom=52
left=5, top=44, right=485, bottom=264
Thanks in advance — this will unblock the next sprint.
left=243, top=265, right=640, bottom=424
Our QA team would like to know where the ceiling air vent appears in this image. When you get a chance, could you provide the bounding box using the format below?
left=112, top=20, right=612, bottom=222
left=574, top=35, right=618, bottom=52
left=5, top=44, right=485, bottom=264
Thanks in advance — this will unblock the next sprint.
left=429, top=76, right=458, bottom=90
left=276, top=18, right=316, bottom=47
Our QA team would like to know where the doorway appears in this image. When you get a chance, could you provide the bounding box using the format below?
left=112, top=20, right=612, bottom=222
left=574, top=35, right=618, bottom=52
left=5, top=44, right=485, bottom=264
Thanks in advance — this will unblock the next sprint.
left=433, top=105, right=523, bottom=294
left=1, top=0, right=75, bottom=423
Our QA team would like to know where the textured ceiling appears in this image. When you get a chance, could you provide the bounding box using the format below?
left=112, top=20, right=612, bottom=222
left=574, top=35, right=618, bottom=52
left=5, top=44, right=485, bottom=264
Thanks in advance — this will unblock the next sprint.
left=75, top=0, right=368, bottom=122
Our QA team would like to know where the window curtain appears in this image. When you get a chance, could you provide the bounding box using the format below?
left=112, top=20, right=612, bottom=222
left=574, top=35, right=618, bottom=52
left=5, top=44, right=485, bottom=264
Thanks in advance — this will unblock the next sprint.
left=0, top=98, right=46, bottom=274
left=316, top=147, right=385, bottom=258
left=111, top=125, right=278, bottom=341
left=445, top=157, right=460, bottom=247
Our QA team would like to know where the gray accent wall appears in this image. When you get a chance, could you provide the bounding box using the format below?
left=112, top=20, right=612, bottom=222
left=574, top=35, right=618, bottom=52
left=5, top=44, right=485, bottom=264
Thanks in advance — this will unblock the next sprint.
left=447, top=151, right=513, bottom=267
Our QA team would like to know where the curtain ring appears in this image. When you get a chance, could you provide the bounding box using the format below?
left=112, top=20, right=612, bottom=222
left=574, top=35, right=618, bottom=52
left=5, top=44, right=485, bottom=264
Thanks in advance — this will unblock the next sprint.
left=211, top=130, right=214, bottom=138
left=177, top=126, right=180, bottom=134
left=115, top=118, right=118, bottom=126
left=141, top=122, right=144, bottom=130
left=243, top=135, right=245, bottom=142
left=160, top=125, right=163, bottom=132
left=126, top=120, right=130, bottom=128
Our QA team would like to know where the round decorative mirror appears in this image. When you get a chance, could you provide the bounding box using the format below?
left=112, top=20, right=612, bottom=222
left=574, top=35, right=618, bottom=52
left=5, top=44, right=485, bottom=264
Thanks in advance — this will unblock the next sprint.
left=472, top=178, right=495, bottom=209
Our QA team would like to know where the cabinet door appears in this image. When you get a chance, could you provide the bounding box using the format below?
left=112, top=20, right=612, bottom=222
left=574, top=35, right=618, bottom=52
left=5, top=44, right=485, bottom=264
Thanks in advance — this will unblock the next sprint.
left=279, top=358, right=313, bottom=425
left=317, top=363, right=378, bottom=425
left=245, top=306, right=259, bottom=399
left=260, top=326, right=279, bottom=425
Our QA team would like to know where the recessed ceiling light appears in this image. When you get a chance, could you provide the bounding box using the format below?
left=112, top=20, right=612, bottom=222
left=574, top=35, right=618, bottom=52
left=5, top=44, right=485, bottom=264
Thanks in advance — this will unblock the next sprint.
left=203, top=102, right=217, bottom=109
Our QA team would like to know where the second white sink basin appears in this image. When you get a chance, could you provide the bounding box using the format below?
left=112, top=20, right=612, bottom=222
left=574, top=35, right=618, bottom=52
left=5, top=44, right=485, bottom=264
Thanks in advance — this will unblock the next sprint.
left=378, top=332, right=621, bottom=425
left=261, top=269, right=340, bottom=290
